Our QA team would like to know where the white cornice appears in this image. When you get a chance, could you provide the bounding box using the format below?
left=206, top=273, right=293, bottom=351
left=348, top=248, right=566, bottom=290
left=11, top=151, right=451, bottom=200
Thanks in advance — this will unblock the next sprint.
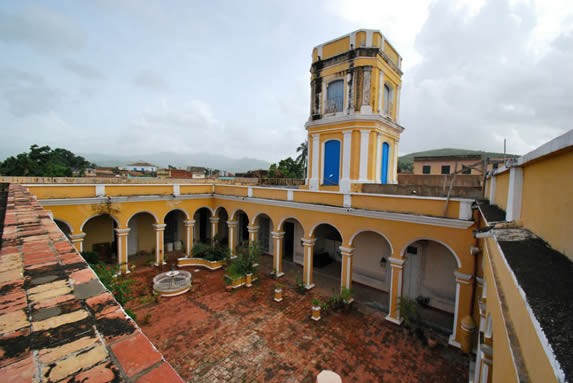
left=305, top=114, right=405, bottom=133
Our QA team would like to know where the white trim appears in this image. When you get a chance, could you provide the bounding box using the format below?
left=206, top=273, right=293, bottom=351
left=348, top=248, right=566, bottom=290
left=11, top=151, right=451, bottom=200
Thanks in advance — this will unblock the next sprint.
left=316, top=45, right=323, bottom=58
left=95, top=184, right=105, bottom=197
left=80, top=213, right=120, bottom=232
left=173, top=184, right=180, bottom=196
left=459, top=200, right=473, bottom=220
left=450, top=281, right=462, bottom=347
left=343, top=194, right=352, bottom=208
left=365, top=30, right=373, bottom=46
left=126, top=210, right=160, bottom=225
left=348, top=229, right=394, bottom=255
left=517, top=129, right=573, bottom=166
left=309, top=221, right=343, bottom=242
left=359, top=130, right=370, bottom=182
left=349, top=31, right=356, bottom=48
left=287, top=190, right=293, bottom=201
left=164, top=208, right=190, bottom=221
left=310, top=134, right=320, bottom=190
left=506, top=167, right=523, bottom=222
left=321, top=138, right=342, bottom=187
left=248, top=187, right=253, bottom=197
left=400, top=238, right=462, bottom=268
left=305, top=113, right=405, bottom=133
left=277, top=216, right=305, bottom=234
left=53, top=218, right=74, bottom=234
left=341, top=130, right=352, bottom=193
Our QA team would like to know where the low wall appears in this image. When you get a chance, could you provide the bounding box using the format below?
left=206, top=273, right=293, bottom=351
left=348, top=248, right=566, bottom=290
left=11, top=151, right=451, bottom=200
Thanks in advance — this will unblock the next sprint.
left=398, top=174, right=482, bottom=187
left=360, top=183, right=483, bottom=198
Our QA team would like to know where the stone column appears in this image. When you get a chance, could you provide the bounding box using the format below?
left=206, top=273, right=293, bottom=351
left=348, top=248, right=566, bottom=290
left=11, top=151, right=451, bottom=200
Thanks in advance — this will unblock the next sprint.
left=152, top=223, right=166, bottom=266
left=271, top=231, right=285, bottom=277
left=227, top=220, right=238, bottom=257
left=302, top=238, right=316, bottom=289
left=70, top=232, right=86, bottom=253
left=339, top=246, right=354, bottom=292
left=247, top=224, right=259, bottom=244
left=385, top=256, right=405, bottom=325
left=114, top=228, right=131, bottom=274
left=450, top=271, right=474, bottom=347
left=184, top=219, right=195, bottom=257
left=209, top=217, right=219, bottom=241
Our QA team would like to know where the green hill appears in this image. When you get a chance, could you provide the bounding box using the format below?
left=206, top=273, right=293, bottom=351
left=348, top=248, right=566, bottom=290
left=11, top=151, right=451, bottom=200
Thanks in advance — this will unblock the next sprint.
left=398, top=148, right=519, bottom=172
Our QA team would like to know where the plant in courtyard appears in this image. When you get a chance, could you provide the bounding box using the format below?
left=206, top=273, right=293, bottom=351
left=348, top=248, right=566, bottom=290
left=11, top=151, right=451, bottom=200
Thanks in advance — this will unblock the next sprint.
left=398, top=296, right=420, bottom=333
left=295, top=275, right=306, bottom=294
left=192, top=241, right=229, bottom=262
left=312, top=298, right=321, bottom=307
left=224, top=242, right=261, bottom=284
left=90, top=262, right=135, bottom=312
left=80, top=251, right=99, bottom=264
left=341, top=287, right=352, bottom=303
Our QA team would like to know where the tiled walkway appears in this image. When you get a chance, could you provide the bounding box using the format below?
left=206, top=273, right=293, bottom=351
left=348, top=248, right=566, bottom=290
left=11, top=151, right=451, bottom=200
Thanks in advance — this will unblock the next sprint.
left=128, top=260, right=469, bottom=382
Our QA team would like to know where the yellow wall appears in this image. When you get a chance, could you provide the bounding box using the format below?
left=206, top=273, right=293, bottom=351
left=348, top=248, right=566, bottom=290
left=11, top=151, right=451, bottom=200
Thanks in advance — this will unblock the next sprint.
left=352, top=194, right=461, bottom=219
left=520, top=149, right=573, bottom=259
left=27, top=185, right=96, bottom=199
left=106, top=185, right=173, bottom=197
left=322, top=36, right=350, bottom=59
left=483, top=237, right=559, bottom=382
left=413, top=159, right=483, bottom=175
left=493, top=171, right=509, bottom=211
left=131, top=213, right=155, bottom=254
left=83, top=215, right=115, bottom=252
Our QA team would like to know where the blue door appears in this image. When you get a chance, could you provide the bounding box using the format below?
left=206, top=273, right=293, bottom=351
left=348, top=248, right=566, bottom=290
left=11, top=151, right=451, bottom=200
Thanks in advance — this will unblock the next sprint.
left=323, top=140, right=340, bottom=185
left=381, top=142, right=390, bottom=184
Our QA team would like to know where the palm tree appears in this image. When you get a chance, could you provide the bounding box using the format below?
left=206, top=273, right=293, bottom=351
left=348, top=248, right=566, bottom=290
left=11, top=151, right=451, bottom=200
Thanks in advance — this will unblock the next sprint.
left=296, top=140, right=308, bottom=178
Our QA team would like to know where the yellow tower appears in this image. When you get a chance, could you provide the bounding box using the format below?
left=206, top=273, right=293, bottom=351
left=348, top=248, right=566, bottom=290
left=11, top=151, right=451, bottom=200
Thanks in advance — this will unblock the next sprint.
left=305, top=29, right=404, bottom=193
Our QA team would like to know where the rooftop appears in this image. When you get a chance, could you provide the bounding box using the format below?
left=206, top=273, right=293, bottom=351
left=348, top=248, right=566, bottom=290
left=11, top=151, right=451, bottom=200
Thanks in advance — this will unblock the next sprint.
left=0, top=184, right=182, bottom=382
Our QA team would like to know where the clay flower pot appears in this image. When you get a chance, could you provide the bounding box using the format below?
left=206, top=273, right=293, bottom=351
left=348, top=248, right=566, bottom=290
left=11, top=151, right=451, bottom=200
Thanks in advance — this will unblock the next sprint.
left=311, top=305, right=321, bottom=321
left=245, top=273, right=253, bottom=287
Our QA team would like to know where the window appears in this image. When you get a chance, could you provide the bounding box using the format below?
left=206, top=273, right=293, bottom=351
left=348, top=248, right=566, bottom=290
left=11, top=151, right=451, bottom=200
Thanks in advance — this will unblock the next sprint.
left=422, top=165, right=431, bottom=174
left=323, top=140, right=341, bottom=185
left=383, top=84, right=392, bottom=115
left=461, top=165, right=471, bottom=174
left=441, top=165, right=451, bottom=174
left=492, top=163, right=499, bottom=169
left=326, top=80, right=344, bottom=113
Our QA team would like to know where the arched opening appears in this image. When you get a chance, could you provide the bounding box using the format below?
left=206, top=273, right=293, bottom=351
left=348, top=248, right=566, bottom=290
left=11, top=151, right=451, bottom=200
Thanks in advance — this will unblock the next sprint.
left=82, top=214, right=117, bottom=264
left=234, top=210, right=249, bottom=246
left=127, top=212, right=156, bottom=266
left=254, top=214, right=274, bottom=256
left=54, top=219, right=72, bottom=239
left=381, top=142, right=390, bottom=184
left=402, top=240, right=457, bottom=333
left=194, top=207, right=212, bottom=244
left=312, top=223, right=343, bottom=290
left=281, top=218, right=304, bottom=264
left=164, top=210, right=187, bottom=262
left=323, top=140, right=341, bottom=186
left=215, top=207, right=229, bottom=246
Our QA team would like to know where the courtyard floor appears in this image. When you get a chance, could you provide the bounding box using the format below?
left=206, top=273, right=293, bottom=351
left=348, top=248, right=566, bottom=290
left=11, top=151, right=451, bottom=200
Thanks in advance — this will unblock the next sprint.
left=126, top=258, right=469, bottom=383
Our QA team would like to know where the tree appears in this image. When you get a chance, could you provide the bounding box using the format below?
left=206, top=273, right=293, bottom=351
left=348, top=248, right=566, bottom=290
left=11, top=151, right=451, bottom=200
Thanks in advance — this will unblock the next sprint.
left=0, top=145, right=94, bottom=177
left=268, top=157, right=304, bottom=179
left=296, top=140, right=308, bottom=178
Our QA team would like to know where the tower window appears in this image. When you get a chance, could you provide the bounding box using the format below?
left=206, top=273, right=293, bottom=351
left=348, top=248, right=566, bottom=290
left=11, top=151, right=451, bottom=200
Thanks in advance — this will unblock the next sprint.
left=441, top=165, right=451, bottom=174
left=326, top=80, right=344, bottom=113
left=462, top=165, right=471, bottom=174
left=422, top=165, right=431, bottom=174
left=383, top=84, right=392, bottom=115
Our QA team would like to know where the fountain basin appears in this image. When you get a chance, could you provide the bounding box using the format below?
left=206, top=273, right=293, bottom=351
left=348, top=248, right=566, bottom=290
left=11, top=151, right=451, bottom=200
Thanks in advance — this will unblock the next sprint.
left=153, top=269, right=192, bottom=297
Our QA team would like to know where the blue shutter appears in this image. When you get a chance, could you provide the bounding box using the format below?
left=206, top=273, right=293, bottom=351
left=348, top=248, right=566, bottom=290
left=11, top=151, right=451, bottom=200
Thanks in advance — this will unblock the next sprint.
left=381, top=142, right=390, bottom=184
left=327, top=80, right=344, bottom=112
left=323, top=140, right=340, bottom=185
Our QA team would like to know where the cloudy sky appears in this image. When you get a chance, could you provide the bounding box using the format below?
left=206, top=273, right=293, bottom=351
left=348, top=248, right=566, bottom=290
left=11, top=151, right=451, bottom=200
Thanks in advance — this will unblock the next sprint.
left=0, top=0, right=572, bottom=163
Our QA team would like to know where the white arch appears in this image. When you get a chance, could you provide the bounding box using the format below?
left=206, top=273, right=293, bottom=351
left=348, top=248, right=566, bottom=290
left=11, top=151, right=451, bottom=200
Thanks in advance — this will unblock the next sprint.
left=213, top=206, right=229, bottom=217
left=399, top=238, right=461, bottom=269
left=80, top=213, right=120, bottom=232
left=229, top=208, right=249, bottom=221
left=251, top=212, right=274, bottom=226
left=309, top=222, right=344, bottom=243
left=277, top=216, right=305, bottom=234
left=192, top=206, right=215, bottom=217
left=348, top=229, right=394, bottom=255
left=163, top=208, right=190, bottom=222
left=53, top=218, right=73, bottom=234
left=126, top=210, right=159, bottom=225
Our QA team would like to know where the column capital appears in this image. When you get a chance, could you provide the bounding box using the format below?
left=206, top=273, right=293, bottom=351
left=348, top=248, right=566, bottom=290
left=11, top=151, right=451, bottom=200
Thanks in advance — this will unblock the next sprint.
left=339, top=246, right=354, bottom=256
left=152, top=223, right=166, bottom=231
left=114, top=228, right=131, bottom=236
left=209, top=217, right=220, bottom=224
left=271, top=231, right=285, bottom=239
left=247, top=224, right=259, bottom=233
left=227, top=220, right=239, bottom=228
left=388, top=256, right=405, bottom=266
left=70, top=233, right=86, bottom=241
left=455, top=271, right=474, bottom=283
left=184, top=219, right=196, bottom=227
left=301, top=238, right=316, bottom=247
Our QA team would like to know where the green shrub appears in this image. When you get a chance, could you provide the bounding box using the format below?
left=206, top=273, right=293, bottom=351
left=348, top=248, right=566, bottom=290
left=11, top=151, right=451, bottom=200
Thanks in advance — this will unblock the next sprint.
left=90, top=263, right=134, bottom=306
left=192, top=242, right=229, bottom=261
left=81, top=251, right=99, bottom=264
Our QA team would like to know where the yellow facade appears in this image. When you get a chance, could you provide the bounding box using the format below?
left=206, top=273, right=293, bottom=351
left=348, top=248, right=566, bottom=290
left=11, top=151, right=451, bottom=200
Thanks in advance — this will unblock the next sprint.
left=306, top=30, right=404, bottom=193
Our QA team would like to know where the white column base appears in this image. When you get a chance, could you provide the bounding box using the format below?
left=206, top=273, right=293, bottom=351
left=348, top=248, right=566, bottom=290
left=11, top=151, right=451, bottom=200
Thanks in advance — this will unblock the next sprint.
left=385, top=315, right=403, bottom=325
left=305, top=283, right=315, bottom=290
left=340, top=179, right=351, bottom=193
left=448, top=335, right=461, bottom=348
left=360, top=105, right=373, bottom=114
left=309, top=179, right=319, bottom=190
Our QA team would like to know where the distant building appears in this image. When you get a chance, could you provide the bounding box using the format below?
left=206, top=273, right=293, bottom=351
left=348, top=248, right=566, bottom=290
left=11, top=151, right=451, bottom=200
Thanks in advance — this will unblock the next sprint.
left=122, top=162, right=157, bottom=173
left=413, top=154, right=510, bottom=175
left=186, top=166, right=207, bottom=179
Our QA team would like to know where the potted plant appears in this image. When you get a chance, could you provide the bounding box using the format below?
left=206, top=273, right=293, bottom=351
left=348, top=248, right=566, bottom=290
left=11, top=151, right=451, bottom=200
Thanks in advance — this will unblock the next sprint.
left=245, top=272, right=253, bottom=287
left=398, top=296, right=419, bottom=334
left=341, top=287, right=353, bottom=312
left=295, top=275, right=306, bottom=294
left=311, top=298, right=322, bottom=321
left=274, top=283, right=283, bottom=302
left=426, top=329, right=438, bottom=349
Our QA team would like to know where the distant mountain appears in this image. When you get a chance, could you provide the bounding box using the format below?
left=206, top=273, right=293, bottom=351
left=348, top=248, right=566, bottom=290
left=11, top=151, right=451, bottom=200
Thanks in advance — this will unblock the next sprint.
left=80, top=152, right=270, bottom=173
